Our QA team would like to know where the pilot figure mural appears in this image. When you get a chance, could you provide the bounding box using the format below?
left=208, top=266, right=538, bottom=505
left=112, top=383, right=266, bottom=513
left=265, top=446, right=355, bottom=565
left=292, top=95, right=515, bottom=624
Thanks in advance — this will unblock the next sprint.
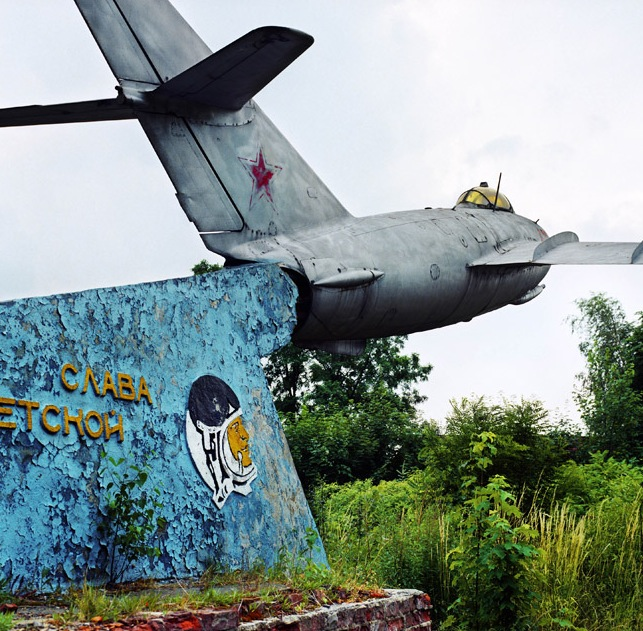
left=186, top=375, right=257, bottom=509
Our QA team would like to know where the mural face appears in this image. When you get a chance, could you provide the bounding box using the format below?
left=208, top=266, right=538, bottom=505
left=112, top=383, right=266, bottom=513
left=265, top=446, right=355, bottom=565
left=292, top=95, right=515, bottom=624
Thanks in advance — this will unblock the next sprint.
left=227, top=417, right=252, bottom=467
left=186, top=375, right=257, bottom=508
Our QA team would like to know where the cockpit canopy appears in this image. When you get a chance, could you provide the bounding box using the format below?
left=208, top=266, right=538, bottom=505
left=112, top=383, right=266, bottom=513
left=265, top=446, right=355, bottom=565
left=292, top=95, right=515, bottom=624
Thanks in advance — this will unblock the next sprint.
left=456, top=182, right=514, bottom=213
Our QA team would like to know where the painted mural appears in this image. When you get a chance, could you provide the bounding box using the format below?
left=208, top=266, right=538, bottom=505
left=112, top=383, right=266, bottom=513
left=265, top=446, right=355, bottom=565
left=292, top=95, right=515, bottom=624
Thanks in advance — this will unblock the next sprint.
left=0, top=264, right=327, bottom=590
left=186, top=375, right=258, bottom=508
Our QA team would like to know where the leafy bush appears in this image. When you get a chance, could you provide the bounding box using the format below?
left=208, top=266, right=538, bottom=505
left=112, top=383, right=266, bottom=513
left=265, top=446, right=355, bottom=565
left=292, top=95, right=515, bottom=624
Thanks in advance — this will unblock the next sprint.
left=284, top=392, right=431, bottom=492
left=554, top=451, right=643, bottom=514
left=98, top=454, right=166, bottom=584
left=444, top=433, right=540, bottom=631
left=315, top=477, right=452, bottom=619
left=420, top=397, right=571, bottom=504
left=317, top=442, right=643, bottom=629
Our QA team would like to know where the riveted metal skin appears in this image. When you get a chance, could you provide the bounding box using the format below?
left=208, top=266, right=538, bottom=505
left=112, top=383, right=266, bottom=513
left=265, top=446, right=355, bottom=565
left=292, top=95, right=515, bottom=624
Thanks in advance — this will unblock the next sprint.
left=0, top=0, right=640, bottom=356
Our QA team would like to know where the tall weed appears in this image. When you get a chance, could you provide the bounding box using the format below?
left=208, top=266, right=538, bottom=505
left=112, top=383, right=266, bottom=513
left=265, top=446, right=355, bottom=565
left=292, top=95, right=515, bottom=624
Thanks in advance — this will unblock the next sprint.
left=317, top=446, right=643, bottom=629
left=444, top=433, right=540, bottom=631
left=315, top=477, right=452, bottom=616
left=528, top=491, right=643, bottom=629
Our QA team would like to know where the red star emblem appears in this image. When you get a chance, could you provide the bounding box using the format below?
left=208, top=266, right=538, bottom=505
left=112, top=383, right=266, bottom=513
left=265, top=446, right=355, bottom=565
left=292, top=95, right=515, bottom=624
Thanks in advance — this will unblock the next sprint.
left=238, top=147, right=282, bottom=207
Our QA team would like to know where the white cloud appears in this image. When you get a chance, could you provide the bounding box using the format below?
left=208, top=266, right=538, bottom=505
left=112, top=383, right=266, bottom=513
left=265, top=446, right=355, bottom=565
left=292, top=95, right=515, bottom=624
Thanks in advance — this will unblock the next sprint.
left=0, top=0, right=641, bottom=425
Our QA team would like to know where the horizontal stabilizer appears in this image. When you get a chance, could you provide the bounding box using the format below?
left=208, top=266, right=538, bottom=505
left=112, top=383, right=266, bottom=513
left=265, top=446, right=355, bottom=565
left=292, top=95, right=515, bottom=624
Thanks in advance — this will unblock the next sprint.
left=0, top=98, right=135, bottom=127
left=154, top=27, right=314, bottom=111
left=470, top=232, right=643, bottom=267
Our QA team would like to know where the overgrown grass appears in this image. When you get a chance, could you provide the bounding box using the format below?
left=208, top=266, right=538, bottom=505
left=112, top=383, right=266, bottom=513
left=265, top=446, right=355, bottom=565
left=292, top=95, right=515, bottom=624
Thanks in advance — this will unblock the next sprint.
left=55, top=582, right=251, bottom=625
left=530, top=493, right=643, bottom=630
left=57, top=465, right=643, bottom=629
left=316, top=465, right=643, bottom=629
left=51, top=550, right=379, bottom=626
left=0, top=613, right=13, bottom=631
left=315, top=478, right=453, bottom=620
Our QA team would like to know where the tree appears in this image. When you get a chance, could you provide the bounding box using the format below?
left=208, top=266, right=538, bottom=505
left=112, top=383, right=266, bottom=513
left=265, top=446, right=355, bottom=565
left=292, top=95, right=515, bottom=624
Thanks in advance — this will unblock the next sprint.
left=445, top=433, right=539, bottom=631
left=283, top=389, right=432, bottom=491
left=265, top=337, right=433, bottom=491
left=265, top=336, right=432, bottom=415
left=306, top=337, right=432, bottom=412
left=192, top=259, right=222, bottom=275
left=569, top=294, right=643, bottom=458
left=262, top=343, right=312, bottom=416
left=630, top=313, right=643, bottom=395
left=420, top=397, right=570, bottom=501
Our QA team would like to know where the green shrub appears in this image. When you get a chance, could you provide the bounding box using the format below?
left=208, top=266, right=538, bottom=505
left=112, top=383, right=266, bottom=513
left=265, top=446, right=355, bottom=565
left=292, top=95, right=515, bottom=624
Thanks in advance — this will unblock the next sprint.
left=554, top=451, right=643, bottom=513
left=420, top=397, right=571, bottom=505
left=315, top=476, right=452, bottom=620
left=444, top=433, right=540, bottom=631
left=317, top=431, right=643, bottom=629
left=98, top=453, right=166, bottom=584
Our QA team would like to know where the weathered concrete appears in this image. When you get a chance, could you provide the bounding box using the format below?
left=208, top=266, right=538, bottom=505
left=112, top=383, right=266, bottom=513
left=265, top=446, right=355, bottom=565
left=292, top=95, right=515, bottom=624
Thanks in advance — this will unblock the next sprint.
left=10, top=589, right=432, bottom=631
left=0, top=264, right=325, bottom=590
left=234, top=590, right=433, bottom=631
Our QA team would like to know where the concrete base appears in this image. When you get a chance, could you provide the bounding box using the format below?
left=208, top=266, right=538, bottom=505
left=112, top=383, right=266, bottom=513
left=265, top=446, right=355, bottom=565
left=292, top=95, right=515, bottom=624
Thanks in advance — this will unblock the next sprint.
left=0, top=265, right=325, bottom=590
left=10, top=589, right=433, bottom=631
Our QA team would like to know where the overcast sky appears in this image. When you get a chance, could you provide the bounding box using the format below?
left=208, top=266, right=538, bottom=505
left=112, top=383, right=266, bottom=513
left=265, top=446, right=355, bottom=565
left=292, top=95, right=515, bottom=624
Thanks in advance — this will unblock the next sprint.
left=1, top=1, right=642, bottom=426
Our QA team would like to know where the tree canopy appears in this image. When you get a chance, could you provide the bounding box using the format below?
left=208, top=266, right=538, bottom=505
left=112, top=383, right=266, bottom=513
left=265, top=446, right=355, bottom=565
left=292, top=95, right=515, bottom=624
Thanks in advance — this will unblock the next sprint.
left=264, top=337, right=433, bottom=491
left=191, top=259, right=222, bottom=275
left=570, top=293, right=643, bottom=458
left=419, top=396, right=570, bottom=501
left=265, top=336, right=432, bottom=416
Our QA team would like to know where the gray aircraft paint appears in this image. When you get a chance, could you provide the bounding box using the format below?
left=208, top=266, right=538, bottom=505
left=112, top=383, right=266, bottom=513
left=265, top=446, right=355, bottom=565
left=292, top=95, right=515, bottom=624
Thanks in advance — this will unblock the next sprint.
left=0, top=0, right=640, bottom=357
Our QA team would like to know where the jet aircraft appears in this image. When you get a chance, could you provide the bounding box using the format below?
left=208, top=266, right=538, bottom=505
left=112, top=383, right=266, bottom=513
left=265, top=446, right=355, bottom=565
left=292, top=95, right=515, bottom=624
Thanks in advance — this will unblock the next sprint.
left=0, top=0, right=641, bottom=355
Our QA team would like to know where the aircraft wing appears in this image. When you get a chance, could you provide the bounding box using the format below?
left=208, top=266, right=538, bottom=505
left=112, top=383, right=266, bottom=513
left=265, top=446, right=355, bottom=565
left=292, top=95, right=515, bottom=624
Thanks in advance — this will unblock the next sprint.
left=470, top=231, right=643, bottom=267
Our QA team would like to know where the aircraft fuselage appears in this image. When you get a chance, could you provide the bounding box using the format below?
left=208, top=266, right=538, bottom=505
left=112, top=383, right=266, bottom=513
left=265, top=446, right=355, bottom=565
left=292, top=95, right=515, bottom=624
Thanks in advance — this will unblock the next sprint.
left=205, top=206, right=550, bottom=347
left=2, top=3, right=638, bottom=355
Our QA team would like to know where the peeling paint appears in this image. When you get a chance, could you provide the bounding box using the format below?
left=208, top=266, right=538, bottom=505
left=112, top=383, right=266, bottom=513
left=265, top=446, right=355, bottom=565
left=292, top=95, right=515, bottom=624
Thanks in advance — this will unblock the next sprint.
left=0, top=264, right=326, bottom=590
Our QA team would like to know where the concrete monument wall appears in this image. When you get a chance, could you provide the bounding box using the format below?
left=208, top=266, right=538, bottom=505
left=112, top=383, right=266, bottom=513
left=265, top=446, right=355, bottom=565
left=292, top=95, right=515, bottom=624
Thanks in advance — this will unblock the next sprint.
left=0, top=264, right=325, bottom=590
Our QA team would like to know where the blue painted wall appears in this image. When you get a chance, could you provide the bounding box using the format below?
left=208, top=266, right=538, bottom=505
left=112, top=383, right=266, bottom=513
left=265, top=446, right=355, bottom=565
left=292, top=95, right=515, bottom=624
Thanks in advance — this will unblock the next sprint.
left=0, top=264, right=326, bottom=590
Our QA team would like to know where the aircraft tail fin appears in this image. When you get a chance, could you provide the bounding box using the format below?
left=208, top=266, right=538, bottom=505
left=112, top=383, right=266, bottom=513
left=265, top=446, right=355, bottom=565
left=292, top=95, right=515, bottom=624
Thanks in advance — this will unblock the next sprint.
left=74, top=0, right=350, bottom=245
left=73, top=0, right=212, bottom=86
left=0, top=0, right=351, bottom=249
left=75, top=0, right=350, bottom=245
left=130, top=24, right=324, bottom=237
